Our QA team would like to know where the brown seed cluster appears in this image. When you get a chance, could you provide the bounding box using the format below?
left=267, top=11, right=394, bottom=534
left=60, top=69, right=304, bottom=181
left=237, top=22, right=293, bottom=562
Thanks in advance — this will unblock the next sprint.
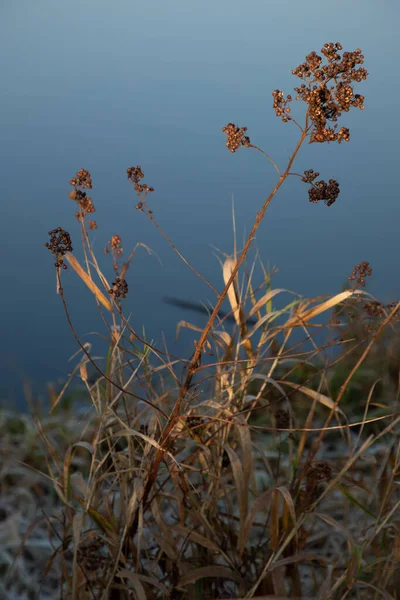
left=88, top=219, right=97, bottom=230
left=272, top=90, right=293, bottom=123
left=186, top=415, right=204, bottom=429
left=104, top=235, right=124, bottom=274
left=77, top=536, right=109, bottom=573
left=105, top=234, right=123, bottom=257
left=348, top=261, right=372, bottom=287
left=302, top=169, right=339, bottom=206
left=301, top=169, right=320, bottom=184
left=139, top=424, right=149, bottom=436
left=127, top=166, right=154, bottom=195
left=109, top=277, right=128, bottom=299
left=274, top=409, right=290, bottom=429
left=69, top=168, right=95, bottom=221
left=304, top=461, right=332, bottom=508
left=363, top=300, right=399, bottom=321
left=69, top=168, right=92, bottom=189
left=307, top=178, right=340, bottom=207
left=222, top=123, right=251, bottom=153
left=45, top=227, right=73, bottom=269
left=292, top=43, right=367, bottom=144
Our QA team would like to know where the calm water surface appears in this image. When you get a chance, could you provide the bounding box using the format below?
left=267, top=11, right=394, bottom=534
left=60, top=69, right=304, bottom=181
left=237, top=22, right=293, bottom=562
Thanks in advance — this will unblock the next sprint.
left=1, top=0, right=399, bottom=408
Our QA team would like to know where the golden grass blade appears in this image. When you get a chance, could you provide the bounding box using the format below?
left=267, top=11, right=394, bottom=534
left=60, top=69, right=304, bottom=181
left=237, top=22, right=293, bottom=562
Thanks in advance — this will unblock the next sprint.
left=223, top=257, right=241, bottom=327
left=247, top=288, right=290, bottom=318
left=242, top=299, right=302, bottom=342
left=112, top=429, right=180, bottom=466
left=278, top=380, right=346, bottom=416
left=213, top=330, right=232, bottom=349
left=50, top=348, right=91, bottom=412
left=286, top=289, right=364, bottom=326
left=64, top=253, right=113, bottom=313
left=223, top=255, right=255, bottom=356
left=175, top=320, right=204, bottom=341
left=241, top=311, right=281, bottom=341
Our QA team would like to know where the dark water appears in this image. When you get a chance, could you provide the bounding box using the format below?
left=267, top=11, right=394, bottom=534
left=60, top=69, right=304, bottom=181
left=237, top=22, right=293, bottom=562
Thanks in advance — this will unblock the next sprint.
left=1, top=0, right=399, bottom=408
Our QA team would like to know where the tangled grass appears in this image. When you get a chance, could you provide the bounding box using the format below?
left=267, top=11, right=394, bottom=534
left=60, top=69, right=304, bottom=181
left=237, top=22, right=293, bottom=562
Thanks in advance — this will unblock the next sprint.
left=2, top=42, right=400, bottom=599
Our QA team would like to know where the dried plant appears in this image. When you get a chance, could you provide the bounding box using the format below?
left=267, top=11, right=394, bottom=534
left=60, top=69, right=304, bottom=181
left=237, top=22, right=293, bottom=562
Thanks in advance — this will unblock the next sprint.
left=7, top=42, right=400, bottom=599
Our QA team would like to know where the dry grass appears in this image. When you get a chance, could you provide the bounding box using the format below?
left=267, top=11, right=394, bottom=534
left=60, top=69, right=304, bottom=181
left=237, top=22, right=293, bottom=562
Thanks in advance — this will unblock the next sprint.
left=3, top=42, right=400, bottom=599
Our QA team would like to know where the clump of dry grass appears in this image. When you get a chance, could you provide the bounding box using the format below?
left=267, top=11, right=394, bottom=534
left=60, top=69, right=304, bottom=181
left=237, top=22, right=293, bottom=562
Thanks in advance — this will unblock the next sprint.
left=4, top=42, right=400, bottom=599
left=0, top=403, right=98, bottom=599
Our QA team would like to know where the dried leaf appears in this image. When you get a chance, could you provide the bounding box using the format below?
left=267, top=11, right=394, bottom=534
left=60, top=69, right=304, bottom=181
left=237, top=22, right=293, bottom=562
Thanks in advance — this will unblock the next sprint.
left=223, top=257, right=241, bottom=327
left=64, top=253, right=113, bottom=313
left=270, top=488, right=281, bottom=551
left=278, top=380, right=345, bottom=416
left=178, top=566, right=242, bottom=587
left=286, top=289, right=365, bottom=327
left=247, top=288, right=289, bottom=317
left=243, top=489, right=273, bottom=544
left=225, top=445, right=247, bottom=548
left=118, top=569, right=147, bottom=600
left=173, top=525, right=220, bottom=552
left=117, top=570, right=169, bottom=596
left=276, top=486, right=297, bottom=533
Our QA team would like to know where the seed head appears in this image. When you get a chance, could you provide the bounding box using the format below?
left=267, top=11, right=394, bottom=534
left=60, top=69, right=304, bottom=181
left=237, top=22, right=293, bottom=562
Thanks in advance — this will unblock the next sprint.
left=222, top=123, right=251, bottom=152
left=69, top=169, right=96, bottom=220
left=348, top=261, right=372, bottom=287
left=292, top=43, right=367, bottom=144
left=109, top=277, right=128, bottom=299
left=45, top=227, right=73, bottom=269
left=127, top=166, right=154, bottom=195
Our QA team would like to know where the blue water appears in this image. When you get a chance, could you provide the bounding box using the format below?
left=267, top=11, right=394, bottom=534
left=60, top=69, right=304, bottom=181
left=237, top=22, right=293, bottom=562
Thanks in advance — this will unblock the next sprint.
left=1, top=0, right=399, bottom=408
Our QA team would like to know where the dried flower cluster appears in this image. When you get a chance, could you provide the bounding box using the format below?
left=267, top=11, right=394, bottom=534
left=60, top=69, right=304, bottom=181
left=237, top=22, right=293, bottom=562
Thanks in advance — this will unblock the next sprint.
left=223, top=44, right=367, bottom=209
left=69, top=168, right=92, bottom=189
left=127, top=166, right=154, bottom=196
left=109, top=277, right=128, bottom=299
left=348, top=261, right=372, bottom=287
left=45, top=227, right=73, bottom=269
left=301, top=169, right=340, bottom=205
left=222, top=123, right=251, bottom=153
left=363, top=300, right=399, bottom=321
left=301, top=169, right=320, bottom=184
left=186, top=415, right=204, bottom=429
left=69, top=168, right=96, bottom=224
left=272, top=90, right=293, bottom=123
left=292, top=43, right=367, bottom=143
left=105, top=235, right=123, bottom=258
left=274, top=408, right=290, bottom=429
left=77, top=536, right=110, bottom=574
left=304, top=461, right=332, bottom=508
left=104, top=235, right=124, bottom=274
left=310, top=179, right=340, bottom=206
